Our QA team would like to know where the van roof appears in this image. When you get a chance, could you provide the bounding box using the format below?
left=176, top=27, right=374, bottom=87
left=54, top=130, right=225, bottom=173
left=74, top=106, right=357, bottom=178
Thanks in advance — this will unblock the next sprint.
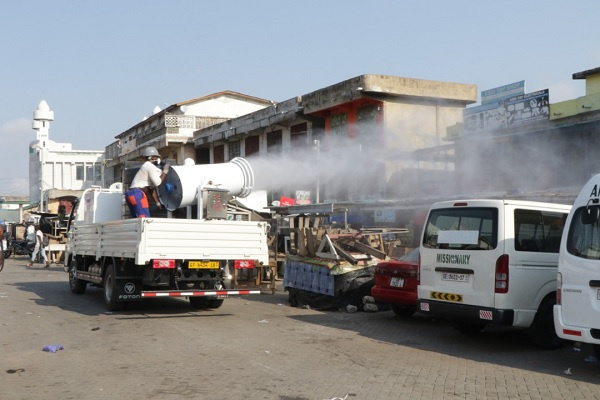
left=430, top=199, right=572, bottom=210
left=573, top=173, right=600, bottom=207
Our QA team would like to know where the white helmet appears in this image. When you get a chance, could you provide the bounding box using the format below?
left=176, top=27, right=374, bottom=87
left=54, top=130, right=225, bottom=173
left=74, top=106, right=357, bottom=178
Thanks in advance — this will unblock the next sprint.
left=142, top=146, right=159, bottom=158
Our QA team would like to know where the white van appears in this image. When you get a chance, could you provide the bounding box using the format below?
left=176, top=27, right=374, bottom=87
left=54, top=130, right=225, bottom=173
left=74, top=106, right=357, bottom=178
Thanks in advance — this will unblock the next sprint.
left=554, top=174, right=600, bottom=357
left=417, top=199, right=571, bottom=348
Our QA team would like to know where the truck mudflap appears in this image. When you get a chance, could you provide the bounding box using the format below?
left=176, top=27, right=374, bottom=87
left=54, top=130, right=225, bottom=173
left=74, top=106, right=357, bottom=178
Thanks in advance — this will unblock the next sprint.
left=115, top=278, right=144, bottom=302
left=141, top=289, right=261, bottom=298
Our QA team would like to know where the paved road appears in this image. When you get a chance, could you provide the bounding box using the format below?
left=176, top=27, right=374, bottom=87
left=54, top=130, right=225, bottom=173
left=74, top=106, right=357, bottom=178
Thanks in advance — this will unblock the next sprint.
left=1, top=256, right=600, bottom=400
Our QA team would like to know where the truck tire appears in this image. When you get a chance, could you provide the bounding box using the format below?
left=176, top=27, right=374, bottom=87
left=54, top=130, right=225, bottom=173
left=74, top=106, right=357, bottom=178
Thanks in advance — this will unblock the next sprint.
left=189, top=297, right=210, bottom=309
left=208, top=299, right=224, bottom=309
left=68, top=259, right=87, bottom=294
left=528, top=297, right=564, bottom=349
left=104, top=263, right=124, bottom=311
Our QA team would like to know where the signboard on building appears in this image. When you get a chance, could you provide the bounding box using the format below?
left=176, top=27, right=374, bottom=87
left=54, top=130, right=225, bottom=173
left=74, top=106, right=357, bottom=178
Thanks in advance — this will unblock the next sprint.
left=505, top=89, right=549, bottom=125
left=295, top=190, right=312, bottom=205
left=464, top=101, right=507, bottom=132
left=464, top=85, right=549, bottom=133
left=481, top=81, right=525, bottom=105
left=374, top=208, right=395, bottom=223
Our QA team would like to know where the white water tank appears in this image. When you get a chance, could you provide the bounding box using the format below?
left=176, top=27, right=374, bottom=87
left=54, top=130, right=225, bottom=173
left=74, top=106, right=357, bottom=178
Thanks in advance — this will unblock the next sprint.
left=157, top=157, right=254, bottom=211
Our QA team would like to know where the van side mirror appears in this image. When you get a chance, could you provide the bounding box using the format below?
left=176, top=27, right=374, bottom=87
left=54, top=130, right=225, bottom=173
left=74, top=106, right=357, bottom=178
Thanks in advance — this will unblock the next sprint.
left=581, top=206, right=600, bottom=225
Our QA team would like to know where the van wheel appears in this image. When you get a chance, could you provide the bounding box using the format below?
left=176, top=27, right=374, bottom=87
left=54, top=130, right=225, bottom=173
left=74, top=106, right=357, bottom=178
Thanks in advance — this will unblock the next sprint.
left=454, top=322, right=485, bottom=335
left=189, top=297, right=210, bottom=309
left=392, top=304, right=416, bottom=318
left=69, top=259, right=87, bottom=294
left=593, top=345, right=600, bottom=360
left=528, top=297, right=564, bottom=349
left=104, top=263, right=124, bottom=311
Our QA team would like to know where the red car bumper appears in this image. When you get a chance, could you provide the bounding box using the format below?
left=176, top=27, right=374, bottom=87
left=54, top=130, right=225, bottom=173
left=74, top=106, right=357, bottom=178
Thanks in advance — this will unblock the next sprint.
left=371, top=285, right=417, bottom=306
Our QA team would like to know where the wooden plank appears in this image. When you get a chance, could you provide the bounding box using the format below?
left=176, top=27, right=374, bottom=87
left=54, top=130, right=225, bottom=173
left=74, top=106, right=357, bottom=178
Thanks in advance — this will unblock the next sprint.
left=305, top=228, right=318, bottom=257
left=331, top=243, right=358, bottom=265
left=297, top=228, right=307, bottom=256
left=315, top=234, right=341, bottom=260
left=337, top=237, right=387, bottom=259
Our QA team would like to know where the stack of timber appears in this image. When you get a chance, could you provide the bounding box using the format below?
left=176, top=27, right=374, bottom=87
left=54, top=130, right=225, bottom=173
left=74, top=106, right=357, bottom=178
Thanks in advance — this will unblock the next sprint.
left=282, top=214, right=409, bottom=310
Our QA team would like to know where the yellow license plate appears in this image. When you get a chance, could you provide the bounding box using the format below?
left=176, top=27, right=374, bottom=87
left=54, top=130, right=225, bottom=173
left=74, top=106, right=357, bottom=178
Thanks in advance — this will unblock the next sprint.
left=189, top=261, right=219, bottom=269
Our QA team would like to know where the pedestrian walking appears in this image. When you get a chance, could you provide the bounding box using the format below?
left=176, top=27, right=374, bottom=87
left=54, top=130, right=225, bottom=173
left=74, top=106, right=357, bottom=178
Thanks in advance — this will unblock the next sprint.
left=27, top=225, right=49, bottom=268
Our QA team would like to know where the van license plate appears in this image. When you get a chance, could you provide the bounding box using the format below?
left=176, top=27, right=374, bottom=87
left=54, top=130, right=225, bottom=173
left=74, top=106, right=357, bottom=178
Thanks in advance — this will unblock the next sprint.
left=390, top=277, right=404, bottom=287
left=441, top=273, right=469, bottom=282
left=189, top=261, right=219, bottom=269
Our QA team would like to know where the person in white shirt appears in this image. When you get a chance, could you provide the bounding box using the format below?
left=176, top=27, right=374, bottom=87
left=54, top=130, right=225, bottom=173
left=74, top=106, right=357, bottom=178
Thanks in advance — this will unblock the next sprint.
left=27, top=226, right=49, bottom=268
left=125, top=146, right=169, bottom=218
left=25, top=223, right=35, bottom=242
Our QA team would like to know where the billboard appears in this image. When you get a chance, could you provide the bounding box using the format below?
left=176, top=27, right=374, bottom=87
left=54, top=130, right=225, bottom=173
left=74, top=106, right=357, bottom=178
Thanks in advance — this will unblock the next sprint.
left=464, top=88, right=549, bottom=133
left=481, top=81, right=525, bottom=105
left=505, top=89, right=549, bottom=126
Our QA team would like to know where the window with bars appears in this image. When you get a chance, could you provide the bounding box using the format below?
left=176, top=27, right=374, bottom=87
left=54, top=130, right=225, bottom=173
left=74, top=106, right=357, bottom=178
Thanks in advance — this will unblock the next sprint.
left=267, top=130, right=282, bottom=155
left=228, top=140, right=241, bottom=159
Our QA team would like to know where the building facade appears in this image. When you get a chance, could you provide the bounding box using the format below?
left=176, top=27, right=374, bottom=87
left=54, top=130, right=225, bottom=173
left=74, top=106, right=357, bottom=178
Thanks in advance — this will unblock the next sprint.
left=29, top=100, right=105, bottom=214
left=103, top=91, right=273, bottom=187
left=418, top=67, right=600, bottom=206
left=192, top=74, right=478, bottom=206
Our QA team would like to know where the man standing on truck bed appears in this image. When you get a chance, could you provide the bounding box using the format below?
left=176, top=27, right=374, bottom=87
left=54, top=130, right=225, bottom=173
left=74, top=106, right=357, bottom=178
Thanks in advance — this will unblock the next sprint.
left=125, top=146, right=169, bottom=218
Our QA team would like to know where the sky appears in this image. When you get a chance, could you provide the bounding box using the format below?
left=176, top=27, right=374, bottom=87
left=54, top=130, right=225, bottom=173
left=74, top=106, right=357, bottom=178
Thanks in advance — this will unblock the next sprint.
left=1, top=0, right=600, bottom=196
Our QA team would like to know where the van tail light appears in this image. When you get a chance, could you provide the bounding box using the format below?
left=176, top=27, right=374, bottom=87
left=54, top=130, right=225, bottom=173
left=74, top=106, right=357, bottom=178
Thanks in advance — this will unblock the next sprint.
left=495, top=254, right=509, bottom=293
left=556, top=272, right=562, bottom=305
left=417, top=253, right=421, bottom=282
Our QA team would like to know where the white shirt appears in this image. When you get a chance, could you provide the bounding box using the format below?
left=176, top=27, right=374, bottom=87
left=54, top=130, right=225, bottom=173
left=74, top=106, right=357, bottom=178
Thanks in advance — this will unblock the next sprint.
left=26, top=225, right=35, bottom=242
left=35, top=229, right=45, bottom=248
left=130, top=161, right=162, bottom=189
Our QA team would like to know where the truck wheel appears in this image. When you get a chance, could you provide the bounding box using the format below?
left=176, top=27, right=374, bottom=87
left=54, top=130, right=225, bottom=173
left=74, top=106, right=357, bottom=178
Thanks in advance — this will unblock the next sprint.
left=208, top=299, right=224, bottom=309
left=189, top=297, right=210, bottom=309
left=68, top=259, right=87, bottom=294
left=392, top=304, right=416, bottom=318
left=104, top=263, right=124, bottom=311
left=528, top=297, right=564, bottom=349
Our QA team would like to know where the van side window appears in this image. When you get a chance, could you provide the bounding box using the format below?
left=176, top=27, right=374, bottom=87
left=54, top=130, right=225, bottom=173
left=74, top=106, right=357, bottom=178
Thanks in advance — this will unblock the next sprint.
left=567, top=206, right=600, bottom=259
left=514, top=209, right=567, bottom=253
left=423, top=207, right=497, bottom=250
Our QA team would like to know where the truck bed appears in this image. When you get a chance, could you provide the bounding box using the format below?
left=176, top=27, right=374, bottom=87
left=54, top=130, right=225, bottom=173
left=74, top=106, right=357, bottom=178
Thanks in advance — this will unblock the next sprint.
left=68, top=217, right=269, bottom=266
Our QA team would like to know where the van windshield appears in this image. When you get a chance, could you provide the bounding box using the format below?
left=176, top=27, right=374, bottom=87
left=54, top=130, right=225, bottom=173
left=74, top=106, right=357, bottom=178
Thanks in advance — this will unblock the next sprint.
left=423, top=207, right=497, bottom=250
left=567, top=206, right=600, bottom=259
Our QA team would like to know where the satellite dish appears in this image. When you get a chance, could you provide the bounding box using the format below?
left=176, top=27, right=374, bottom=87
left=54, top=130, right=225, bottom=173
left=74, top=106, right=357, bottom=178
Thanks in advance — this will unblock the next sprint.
left=180, top=105, right=187, bottom=113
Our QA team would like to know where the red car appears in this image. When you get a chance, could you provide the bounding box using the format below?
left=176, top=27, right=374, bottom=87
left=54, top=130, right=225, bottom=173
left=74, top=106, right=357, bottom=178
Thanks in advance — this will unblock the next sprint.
left=371, top=247, right=419, bottom=317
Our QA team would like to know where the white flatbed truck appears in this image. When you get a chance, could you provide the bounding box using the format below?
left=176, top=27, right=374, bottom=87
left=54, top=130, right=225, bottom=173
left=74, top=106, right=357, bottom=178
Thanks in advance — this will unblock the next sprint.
left=64, top=158, right=269, bottom=311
